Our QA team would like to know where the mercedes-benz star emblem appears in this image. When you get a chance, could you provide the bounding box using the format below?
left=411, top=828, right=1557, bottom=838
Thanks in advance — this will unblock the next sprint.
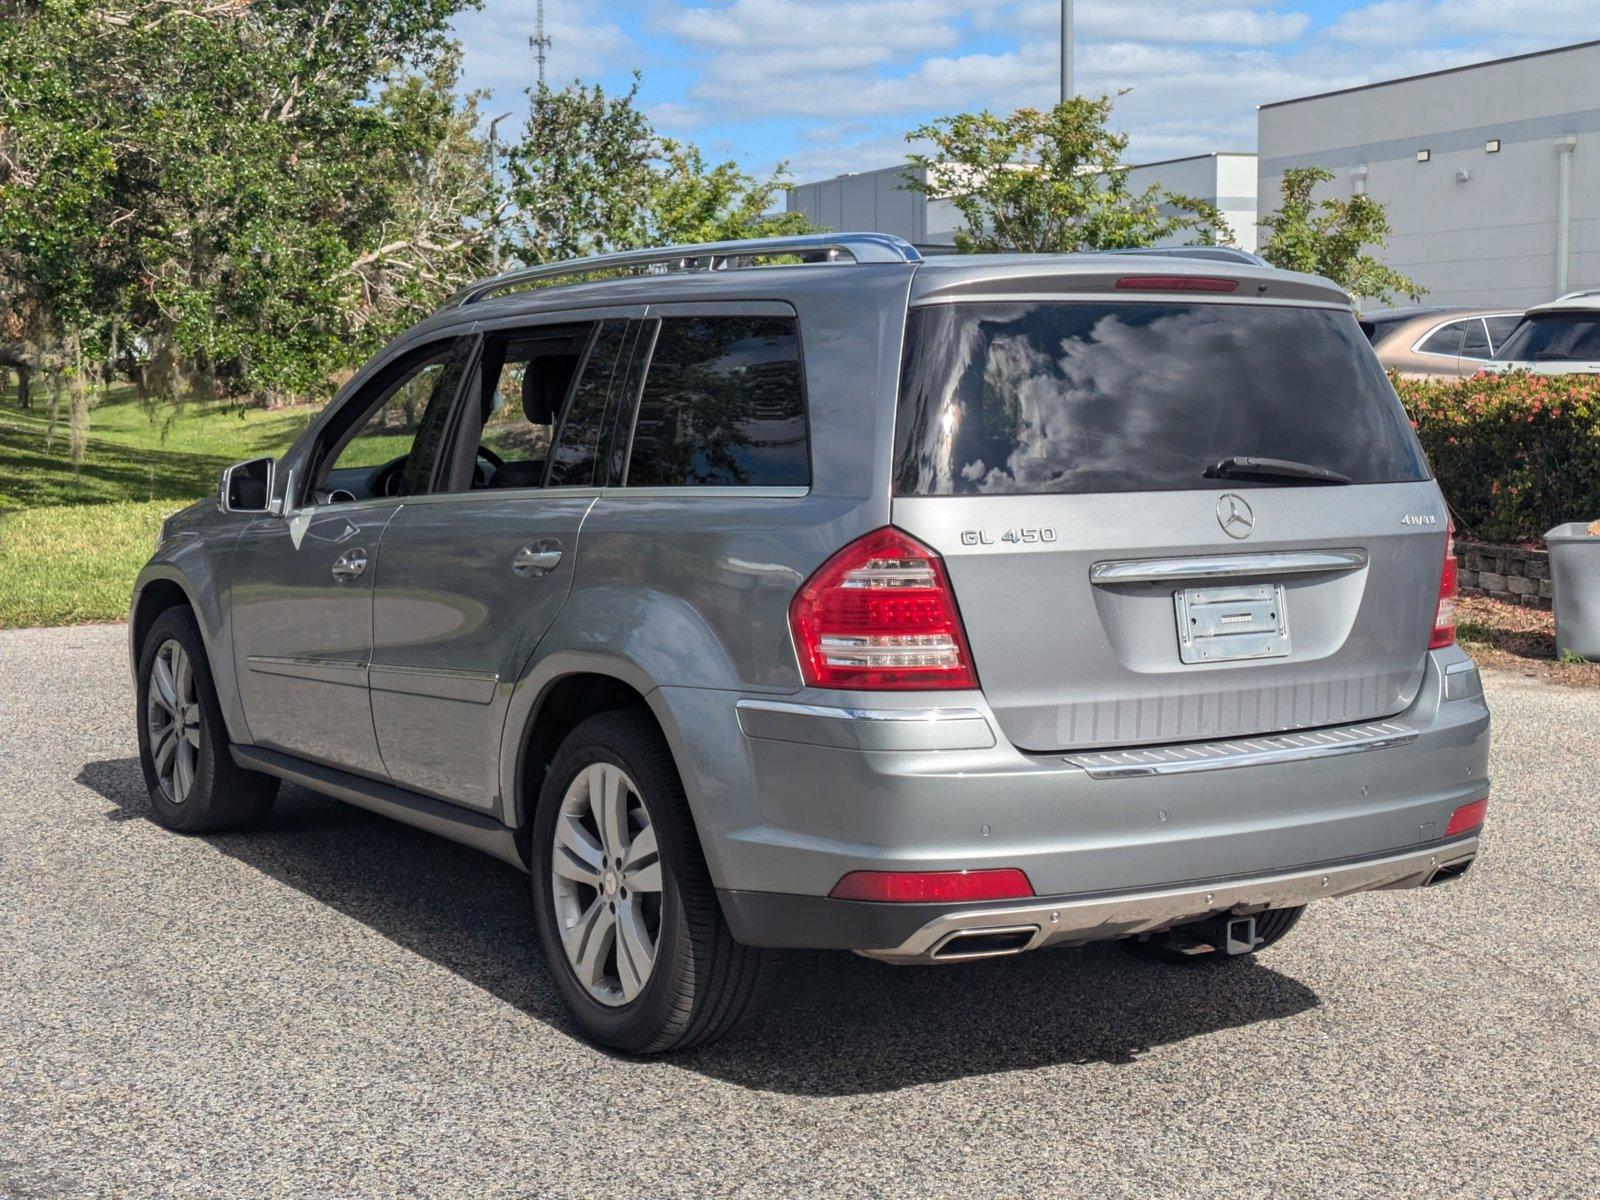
left=1217, top=493, right=1255, bottom=539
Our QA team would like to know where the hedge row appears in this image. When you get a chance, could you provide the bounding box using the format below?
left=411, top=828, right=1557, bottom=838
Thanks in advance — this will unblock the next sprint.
left=1393, top=371, right=1600, bottom=544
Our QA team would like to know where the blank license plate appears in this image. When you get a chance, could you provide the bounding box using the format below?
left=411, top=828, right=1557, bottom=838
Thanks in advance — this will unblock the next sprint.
left=1174, top=583, right=1290, bottom=664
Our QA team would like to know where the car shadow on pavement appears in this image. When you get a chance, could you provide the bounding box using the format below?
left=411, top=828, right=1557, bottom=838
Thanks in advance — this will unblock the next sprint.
left=80, top=757, right=1321, bottom=1096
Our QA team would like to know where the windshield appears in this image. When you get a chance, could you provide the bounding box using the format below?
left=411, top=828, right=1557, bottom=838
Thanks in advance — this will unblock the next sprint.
left=894, top=300, right=1430, bottom=496
left=1495, top=313, right=1600, bottom=362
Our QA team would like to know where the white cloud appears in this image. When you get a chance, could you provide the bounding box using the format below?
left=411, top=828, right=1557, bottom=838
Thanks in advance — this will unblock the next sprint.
left=1327, top=0, right=1600, bottom=46
left=1021, top=0, right=1313, bottom=46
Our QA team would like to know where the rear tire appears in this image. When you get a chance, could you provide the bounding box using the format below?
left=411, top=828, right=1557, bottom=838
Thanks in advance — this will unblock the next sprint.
left=1122, top=905, right=1305, bottom=965
left=135, top=608, right=278, bottom=833
left=530, top=711, right=773, bottom=1054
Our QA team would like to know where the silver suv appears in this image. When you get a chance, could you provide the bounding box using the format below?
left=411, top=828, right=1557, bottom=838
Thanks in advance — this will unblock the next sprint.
left=131, top=234, right=1491, bottom=1053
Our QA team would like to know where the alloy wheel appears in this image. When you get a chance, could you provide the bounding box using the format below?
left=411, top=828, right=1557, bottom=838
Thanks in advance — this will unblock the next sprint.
left=549, top=761, right=663, bottom=1006
left=146, top=639, right=201, bottom=804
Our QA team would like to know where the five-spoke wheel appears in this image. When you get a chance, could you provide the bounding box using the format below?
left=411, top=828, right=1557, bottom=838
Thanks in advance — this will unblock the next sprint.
left=531, top=711, right=773, bottom=1053
left=550, top=761, right=663, bottom=1006
left=145, top=639, right=201, bottom=805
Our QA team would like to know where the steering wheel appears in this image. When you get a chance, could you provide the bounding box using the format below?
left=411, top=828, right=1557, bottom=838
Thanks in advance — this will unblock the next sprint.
left=371, top=454, right=411, bottom=498
left=473, top=445, right=505, bottom=488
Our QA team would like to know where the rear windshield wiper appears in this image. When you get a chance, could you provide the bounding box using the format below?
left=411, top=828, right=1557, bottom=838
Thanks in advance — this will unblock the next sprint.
left=1205, top=456, right=1353, bottom=485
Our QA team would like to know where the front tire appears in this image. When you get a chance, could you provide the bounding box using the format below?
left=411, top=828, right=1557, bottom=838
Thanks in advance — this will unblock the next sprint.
left=136, top=607, right=278, bottom=833
left=530, top=711, right=772, bottom=1054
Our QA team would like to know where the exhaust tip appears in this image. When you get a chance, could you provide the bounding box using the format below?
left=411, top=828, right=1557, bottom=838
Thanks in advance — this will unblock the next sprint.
left=931, top=926, right=1038, bottom=961
left=1425, top=856, right=1475, bottom=887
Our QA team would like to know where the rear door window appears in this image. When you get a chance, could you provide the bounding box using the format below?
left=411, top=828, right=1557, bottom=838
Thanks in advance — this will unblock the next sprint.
left=625, top=315, right=808, bottom=487
left=894, top=301, right=1429, bottom=496
left=547, top=321, right=630, bottom=488
left=1459, top=319, right=1493, bottom=359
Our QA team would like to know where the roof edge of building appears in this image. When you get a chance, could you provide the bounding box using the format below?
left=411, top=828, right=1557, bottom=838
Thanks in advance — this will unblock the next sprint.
left=1259, top=37, right=1600, bottom=111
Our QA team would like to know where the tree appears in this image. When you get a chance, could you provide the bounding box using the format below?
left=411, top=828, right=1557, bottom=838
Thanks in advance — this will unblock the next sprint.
left=504, top=77, right=816, bottom=265
left=0, top=0, right=495, bottom=408
left=648, top=140, right=814, bottom=246
left=904, top=95, right=1232, bottom=253
left=1258, top=167, right=1423, bottom=306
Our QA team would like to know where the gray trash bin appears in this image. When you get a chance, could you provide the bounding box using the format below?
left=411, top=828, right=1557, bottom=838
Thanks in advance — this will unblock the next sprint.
left=1545, top=522, right=1600, bottom=661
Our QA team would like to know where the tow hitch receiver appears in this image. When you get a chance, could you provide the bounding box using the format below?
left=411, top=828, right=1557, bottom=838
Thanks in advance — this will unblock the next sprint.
left=1199, top=914, right=1262, bottom=956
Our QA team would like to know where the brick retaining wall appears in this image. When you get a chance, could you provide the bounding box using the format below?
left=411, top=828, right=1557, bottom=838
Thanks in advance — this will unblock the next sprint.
left=1455, top=539, right=1551, bottom=608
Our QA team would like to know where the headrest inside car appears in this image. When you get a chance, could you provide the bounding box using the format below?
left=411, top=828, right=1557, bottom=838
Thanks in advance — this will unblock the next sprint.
left=522, top=354, right=581, bottom=426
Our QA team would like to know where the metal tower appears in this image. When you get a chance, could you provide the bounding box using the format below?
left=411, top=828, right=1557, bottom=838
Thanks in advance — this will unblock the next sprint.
left=531, top=0, right=552, bottom=87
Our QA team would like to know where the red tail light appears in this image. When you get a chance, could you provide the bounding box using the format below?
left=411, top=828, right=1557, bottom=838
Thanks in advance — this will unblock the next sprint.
left=1432, top=522, right=1458, bottom=650
left=789, top=527, right=977, bottom=690
left=1115, top=275, right=1239, bottom=293
left=1445, top=796, right=1488, bottom=836
left=829, top=868, right=1034, bottom=903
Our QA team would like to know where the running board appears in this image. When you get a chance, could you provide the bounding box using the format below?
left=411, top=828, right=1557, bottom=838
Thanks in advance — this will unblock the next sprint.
left=231, top=745, right=525, bottom=870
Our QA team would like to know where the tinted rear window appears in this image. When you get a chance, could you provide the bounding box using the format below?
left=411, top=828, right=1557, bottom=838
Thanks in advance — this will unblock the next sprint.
left=894, top=301, right=1430, bottom=496
left=626, top=315, right=808, bottom=487
left=1495, top=312, right=1600, bottom=362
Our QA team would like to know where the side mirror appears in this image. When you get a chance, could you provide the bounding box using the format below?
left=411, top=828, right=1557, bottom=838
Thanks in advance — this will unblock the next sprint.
left=219, top=457, right=275, bottom=514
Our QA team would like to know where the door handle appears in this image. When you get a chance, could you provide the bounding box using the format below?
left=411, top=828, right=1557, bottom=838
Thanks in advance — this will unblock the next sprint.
left=331, top=548, right=368, bottom=581
left=512, top=539, right=563, bottom=576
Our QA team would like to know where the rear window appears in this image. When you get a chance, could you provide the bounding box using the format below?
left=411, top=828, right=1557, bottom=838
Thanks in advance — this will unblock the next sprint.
left=626, top=315, right=808, bottom=487
left=894, top=301, right=1430, bottom=496
left=1495, top=312, right=1600, bottom=362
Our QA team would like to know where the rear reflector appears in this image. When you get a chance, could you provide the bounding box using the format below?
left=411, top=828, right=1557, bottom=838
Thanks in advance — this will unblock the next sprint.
left=789, top=526, right=977, bottom=690
left=1115, top=275, right=1239, bottom=293
left=1445, top=796, right=1488, bottom=837
left=829, top=868, right=1035, bottom=903
left=1432, top=522, right=1459, bottom=650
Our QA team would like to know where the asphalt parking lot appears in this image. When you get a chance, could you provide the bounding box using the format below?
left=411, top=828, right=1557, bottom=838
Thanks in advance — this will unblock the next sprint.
left=2, top=623, right=1596, bottom=1199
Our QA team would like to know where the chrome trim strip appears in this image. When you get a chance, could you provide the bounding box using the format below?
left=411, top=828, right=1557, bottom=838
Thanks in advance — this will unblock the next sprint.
left=859, top=838, right=1480, bottom=964
left=735, top=699, right=995, bottom=751
left=601, top=485, right=810, bottom=501
left=368, top=664, right=500, bottom=705
left=736, top=699, right=985, bottom=723
left=1090, top=548, right=1368, bottom=585
left=245, top=655, right=369, bottom=687
left=1064, top=720, right=1417, bottom=778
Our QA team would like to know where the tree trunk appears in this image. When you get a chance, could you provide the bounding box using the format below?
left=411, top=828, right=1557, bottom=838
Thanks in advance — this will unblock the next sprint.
left=16, top=363, right=29, bottom=410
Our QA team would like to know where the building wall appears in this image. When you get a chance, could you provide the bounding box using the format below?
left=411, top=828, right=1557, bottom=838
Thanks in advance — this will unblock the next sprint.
left=1258, top=40, right=1600, bottom=309
left=787, top=153, right=1257, bottom=251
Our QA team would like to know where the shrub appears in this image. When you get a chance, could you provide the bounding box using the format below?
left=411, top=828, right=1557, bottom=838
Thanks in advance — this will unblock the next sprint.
left=1394, top=371, right=1600, bottom=544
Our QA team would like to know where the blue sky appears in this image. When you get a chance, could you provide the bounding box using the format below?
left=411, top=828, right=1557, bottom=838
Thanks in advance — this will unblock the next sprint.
left=449, top=1, right=1600, bottom=183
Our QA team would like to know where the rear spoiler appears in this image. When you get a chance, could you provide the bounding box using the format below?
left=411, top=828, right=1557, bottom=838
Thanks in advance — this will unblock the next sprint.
left=1094, top=246, right=1270, bottom=268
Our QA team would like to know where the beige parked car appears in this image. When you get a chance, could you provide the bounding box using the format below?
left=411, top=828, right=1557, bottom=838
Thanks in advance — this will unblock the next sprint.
left=1361, top=307, right=1523, bottom=378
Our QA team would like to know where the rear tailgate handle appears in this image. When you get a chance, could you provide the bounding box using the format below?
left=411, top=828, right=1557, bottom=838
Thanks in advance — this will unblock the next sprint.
left=1090, top=548, right=1368, bottom=585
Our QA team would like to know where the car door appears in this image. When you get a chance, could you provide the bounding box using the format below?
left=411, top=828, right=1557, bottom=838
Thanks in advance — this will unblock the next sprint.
left=367, top=310, right=646, bottom=813
left=229, top=336, right=473, bottom=776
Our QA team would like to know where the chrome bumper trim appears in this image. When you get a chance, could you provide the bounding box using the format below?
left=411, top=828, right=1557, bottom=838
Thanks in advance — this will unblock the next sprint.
left=1064, top=720, right=1418, bottom=779
left=859, top=838, right=1480, bottom=965
left=735, top=699, right=995, bottom=751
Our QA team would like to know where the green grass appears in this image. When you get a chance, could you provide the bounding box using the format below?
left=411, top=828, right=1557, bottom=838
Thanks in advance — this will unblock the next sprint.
left=0, top=384, right=315, bottom=627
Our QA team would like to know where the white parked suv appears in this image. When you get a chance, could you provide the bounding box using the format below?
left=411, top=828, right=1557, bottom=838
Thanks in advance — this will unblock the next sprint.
left=1489, top=291, right=1600, bottom=374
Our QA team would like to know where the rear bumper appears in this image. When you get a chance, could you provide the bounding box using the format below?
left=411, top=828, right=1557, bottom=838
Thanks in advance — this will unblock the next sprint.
left=719, top=836, right=1479, bottom=959
left=653, top=647, right=1490, bottom=949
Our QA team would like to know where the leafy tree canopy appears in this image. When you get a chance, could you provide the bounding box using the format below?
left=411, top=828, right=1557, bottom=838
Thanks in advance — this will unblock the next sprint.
left=904, top=94, right=1232, bottom=253
left=1258, top=166, right=1424, bottom=307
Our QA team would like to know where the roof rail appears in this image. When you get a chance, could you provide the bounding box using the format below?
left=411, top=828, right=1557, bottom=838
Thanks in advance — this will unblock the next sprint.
left=1098, top=246, right=1271, bottom=267
left=443, top=232, right=923, bottom=308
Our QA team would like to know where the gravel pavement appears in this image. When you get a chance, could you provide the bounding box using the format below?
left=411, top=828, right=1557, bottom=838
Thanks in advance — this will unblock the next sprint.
left=1, top=623, right=1596, bottom=1199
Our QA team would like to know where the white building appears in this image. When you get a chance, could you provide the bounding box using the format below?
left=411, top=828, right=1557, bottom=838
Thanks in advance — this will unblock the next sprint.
left=786, top=152, right=1259, bottom=251
left=1258, top=39, right=1599, bottom=308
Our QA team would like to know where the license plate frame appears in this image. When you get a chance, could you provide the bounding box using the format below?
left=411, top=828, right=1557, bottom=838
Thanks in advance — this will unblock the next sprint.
left=1173, top=583, right=1291, bottom=664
